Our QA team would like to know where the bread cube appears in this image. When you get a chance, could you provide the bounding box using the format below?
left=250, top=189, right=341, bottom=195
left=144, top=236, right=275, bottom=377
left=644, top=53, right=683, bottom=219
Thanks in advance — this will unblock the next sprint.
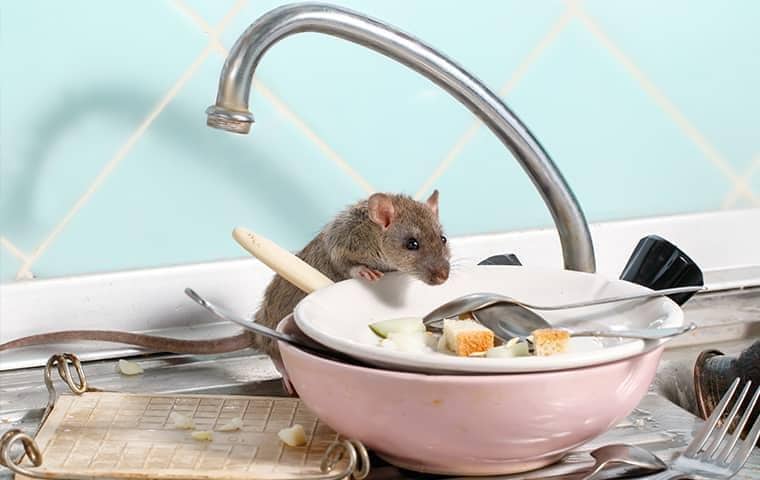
left=443, top=319, right=495, bottom=356
left=531, top=328, right=570, bottom=356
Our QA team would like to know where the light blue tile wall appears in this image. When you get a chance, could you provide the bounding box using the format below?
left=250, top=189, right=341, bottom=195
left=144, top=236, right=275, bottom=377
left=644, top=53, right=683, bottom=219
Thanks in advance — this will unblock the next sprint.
left=1, top=0, right=758, bottom=281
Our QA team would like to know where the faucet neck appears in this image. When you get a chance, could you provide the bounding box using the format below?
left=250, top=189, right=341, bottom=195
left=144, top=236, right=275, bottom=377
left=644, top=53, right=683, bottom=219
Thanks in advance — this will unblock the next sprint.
left=207, top=2, right=596, bottom=272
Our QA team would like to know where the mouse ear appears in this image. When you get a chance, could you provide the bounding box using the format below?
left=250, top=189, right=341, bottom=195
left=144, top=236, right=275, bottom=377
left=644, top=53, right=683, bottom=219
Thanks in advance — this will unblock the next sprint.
left=425, top=189, right=439, bottom=217
left=368, top=193, right=395, bottom=230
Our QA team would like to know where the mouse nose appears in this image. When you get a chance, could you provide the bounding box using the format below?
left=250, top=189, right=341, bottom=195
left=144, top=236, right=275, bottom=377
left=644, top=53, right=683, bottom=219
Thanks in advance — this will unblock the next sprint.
left=429, top=265, right=450, bottom=285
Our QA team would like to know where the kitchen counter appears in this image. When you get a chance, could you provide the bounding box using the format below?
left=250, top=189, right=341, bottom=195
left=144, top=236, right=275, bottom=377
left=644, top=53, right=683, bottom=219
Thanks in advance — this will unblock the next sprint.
left=1, top=209, right=758, bottom=478
left=1, top=349, right=757, bottom=480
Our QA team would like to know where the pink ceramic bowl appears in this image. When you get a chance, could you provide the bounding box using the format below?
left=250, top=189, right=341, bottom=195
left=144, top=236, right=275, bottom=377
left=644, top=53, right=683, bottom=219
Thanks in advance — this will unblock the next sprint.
left=276, top=314, right=663, bottom=476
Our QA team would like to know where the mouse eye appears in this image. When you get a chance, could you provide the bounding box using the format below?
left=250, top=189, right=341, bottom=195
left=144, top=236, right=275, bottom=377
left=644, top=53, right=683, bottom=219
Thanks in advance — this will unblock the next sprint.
left=441, top=235, right=447, bottom=244
left=405, top=238, right=420, bottom=251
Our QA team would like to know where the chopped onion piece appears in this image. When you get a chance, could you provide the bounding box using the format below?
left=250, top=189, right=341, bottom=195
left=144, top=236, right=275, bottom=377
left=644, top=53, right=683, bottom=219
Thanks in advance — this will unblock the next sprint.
left=278, top=424, right=307, bottom=447
left=170, top=412, right=195, bottom=430
left=217, top=417, right=243, bottom=432
left=191, top=431, right=213, bottom=441
left=117, top=359, right=144, bottom=376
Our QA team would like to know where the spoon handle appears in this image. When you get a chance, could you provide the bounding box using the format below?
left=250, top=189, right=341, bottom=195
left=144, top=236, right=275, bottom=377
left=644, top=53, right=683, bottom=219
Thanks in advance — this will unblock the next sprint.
left=232, top=227, right=333, bottom=294
left=526, top=285, right=705, bottom=311
left=184, top=288, right=337, bottom=357
left=571, top=322, right=696, bottom=340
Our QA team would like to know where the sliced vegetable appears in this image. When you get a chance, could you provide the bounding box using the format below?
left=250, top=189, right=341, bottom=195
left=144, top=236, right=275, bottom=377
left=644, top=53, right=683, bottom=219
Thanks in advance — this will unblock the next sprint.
left=369, top=317, right=425, bottom=338
left=380, top=331, right=432, bottom=353
left=436, top=333, right=449, bottom=353
left=486, top=339, right=531, bottom=358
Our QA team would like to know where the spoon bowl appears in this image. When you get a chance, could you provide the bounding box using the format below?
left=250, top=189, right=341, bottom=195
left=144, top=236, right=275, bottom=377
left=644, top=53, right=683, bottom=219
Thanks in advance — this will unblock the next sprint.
left=472, top=302, right=697, bottom=343
left=580, top=443, right=667, bottom=480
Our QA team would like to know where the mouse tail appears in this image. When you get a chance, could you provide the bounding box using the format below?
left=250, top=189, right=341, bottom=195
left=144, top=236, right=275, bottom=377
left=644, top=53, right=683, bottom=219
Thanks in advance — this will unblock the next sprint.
left=0, top=330, right=254, bottom=354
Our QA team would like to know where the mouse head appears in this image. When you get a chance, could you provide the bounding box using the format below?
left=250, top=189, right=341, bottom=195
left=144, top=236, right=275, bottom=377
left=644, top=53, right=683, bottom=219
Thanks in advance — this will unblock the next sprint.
left=368, top=190, right=451, bottom=285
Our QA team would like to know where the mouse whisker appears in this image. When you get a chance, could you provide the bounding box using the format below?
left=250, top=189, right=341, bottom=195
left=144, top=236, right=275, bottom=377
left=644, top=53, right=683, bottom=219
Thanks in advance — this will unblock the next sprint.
left=448, top=257, right=476, bottom=269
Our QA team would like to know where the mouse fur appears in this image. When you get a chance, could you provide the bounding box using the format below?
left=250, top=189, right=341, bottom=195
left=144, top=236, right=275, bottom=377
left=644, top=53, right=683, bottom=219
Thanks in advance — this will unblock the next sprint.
left=253, top=190, right=450, bottom=358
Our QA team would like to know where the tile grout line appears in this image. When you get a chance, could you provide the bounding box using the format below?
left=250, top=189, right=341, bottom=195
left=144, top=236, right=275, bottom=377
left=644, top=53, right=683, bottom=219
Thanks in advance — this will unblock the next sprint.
left=0, top=236, right=31, bottom=263
left=413, top=8, right=574, bottom=200
left=176, top=1, right=376, bottom=194
left=214, top=0, right=248, bottom=32
left=170, top=1, right=232, bottom=65
left=572, top=4, right=758, bottom=204
left=15, top=2, right=250, bottom=279
left=15, top=45, right=215, bottom=280
left=171, top=0, right=246, bottom=51
left=721, top=154, right=760, bottom=208
left=170, top=0, right=215, bottom=34
left=251, top=79, right=376, bottom=194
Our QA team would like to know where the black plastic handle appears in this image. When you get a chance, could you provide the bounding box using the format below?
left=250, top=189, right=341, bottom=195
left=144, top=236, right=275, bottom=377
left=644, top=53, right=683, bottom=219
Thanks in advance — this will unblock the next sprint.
left=619, top=235, right=704, bottom=306
left=478, top=254, right=522, bottom=266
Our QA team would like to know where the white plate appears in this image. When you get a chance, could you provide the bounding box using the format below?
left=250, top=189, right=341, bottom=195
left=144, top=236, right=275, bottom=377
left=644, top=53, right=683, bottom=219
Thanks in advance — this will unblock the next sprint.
left=293, top=266, right=683, bottom=373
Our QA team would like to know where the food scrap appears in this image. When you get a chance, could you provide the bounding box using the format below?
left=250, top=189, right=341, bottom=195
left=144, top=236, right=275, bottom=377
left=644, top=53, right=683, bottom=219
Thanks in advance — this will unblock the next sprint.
left=369, top=317, right=425, bottom=338
left=380, top=331, right=436, bottom=352
left=217, top=417, right=243, bottom=432
left=531, top=328, right=570, bottom=356
left=278, top=424, right=307, bottom=447
left=443, top=318, right=495, bottom=356
left=486, top=337, right=531, bottom=358
left=117, top=359, right=144, bottom=376
left=369, top=316, right=572, bottom=358
left=191, top=431, right=214, bottom=441
left=170, top=412, right=195, bottom=430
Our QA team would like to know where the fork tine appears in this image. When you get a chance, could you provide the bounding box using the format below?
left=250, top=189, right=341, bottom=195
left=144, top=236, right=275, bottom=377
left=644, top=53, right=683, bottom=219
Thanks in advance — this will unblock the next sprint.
left=729, top=385, right=760, bottom=470
left=685, top=377, right=741, bottom=457
left=717, top=381, right=758, bottom=463
left=705, top=380, right=752, bottom=458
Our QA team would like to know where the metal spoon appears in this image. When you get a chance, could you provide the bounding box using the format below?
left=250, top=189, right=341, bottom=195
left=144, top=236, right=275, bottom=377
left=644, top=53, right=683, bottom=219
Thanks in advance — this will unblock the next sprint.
left=423, top=286, right=703, bottom=323
left=579, top=444, right=667, bottom=480
left=423, top=288, right=701, bottom=342
left=184, top=288, right=359, bottom=364
left=476, top=305, right=695, bottom=342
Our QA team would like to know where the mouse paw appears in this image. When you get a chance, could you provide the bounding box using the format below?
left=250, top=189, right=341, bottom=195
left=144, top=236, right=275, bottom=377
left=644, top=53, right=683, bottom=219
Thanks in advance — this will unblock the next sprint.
left=350, top=265, right=384, bottom=281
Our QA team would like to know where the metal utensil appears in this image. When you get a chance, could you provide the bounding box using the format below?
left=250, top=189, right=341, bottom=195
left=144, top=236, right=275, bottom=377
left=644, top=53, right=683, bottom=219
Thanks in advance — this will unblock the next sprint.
left=184, top=288, right=356, bottom=364
left=475, top=306, right=695, bottom=342
left=637, top=377, right=760, bottom=479
left=579, top=444, right=667, bottom=480
left=423, top=286, right=703, bottom=323
left=426, top=302, right=696, bottom=343
left=422, top=287, right=702, bottom=341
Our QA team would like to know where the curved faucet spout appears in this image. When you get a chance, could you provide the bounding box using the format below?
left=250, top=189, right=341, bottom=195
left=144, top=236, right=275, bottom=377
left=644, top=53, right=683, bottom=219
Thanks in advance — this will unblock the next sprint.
left=206, top=3, right=596, bottom=272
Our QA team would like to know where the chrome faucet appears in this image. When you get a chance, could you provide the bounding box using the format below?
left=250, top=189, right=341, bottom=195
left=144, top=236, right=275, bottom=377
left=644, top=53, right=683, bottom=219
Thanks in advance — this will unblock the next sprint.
left=206, top=3, right=596, bottom=272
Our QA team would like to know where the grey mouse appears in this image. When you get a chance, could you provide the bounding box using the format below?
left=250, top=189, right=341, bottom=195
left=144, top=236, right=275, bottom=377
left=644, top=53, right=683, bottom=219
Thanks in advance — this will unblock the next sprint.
left=0, top=191, right=451, bottom=361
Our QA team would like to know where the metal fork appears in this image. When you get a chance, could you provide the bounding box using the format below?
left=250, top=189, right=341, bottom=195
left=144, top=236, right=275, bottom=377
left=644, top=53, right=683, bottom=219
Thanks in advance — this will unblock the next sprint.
left=638, top=377, right=760, bottom=479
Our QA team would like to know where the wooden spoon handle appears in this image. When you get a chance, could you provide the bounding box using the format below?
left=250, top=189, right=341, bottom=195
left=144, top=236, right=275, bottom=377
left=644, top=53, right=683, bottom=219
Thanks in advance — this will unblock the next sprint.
left=232, top=227, right=334, bottom=294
